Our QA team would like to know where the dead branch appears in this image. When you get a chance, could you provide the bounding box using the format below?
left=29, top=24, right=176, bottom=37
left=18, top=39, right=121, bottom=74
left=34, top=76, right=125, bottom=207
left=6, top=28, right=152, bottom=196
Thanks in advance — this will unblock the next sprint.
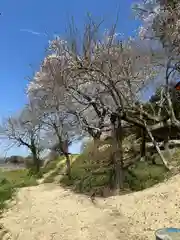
left=145, top=122, right=170, bottom=170
left=134, top=140, right=180, bottom=151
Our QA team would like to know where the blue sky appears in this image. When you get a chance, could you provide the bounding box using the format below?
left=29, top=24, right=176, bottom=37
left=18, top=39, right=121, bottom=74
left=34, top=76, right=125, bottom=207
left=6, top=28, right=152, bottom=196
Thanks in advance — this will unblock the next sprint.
left=0, top=0, right=140, bottom=157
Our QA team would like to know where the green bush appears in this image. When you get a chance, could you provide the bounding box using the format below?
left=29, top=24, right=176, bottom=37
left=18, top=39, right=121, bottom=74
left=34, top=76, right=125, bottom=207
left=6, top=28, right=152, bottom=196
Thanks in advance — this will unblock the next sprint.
left=125, top=162, right=170, bottom=191
left=0, top=178, right=15, bottom=210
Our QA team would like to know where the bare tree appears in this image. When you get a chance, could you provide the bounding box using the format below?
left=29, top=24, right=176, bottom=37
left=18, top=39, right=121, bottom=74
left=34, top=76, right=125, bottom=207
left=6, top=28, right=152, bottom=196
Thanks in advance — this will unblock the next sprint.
left=41, top=110, right=78, bottom=179
left=1, top=103, right=44, bottom=173
left=29, top=80, right=81, bottom=179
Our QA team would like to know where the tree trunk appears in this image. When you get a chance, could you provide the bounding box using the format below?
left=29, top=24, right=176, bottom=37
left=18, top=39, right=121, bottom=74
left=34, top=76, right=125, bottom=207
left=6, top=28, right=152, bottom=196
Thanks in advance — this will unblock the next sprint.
left=163, top=123, right=171, bottom=160
left=140, top=129, right=146, bottom=162
left=164, top=136, right=172, bottom=161
left=64, top=152, right=71, bottom=180
left=51, top=121, right=72, bottom=180
left=111, top=115, right=124, bottom=192
left=92, top=135, right=101, bottom=161
left=55, top=128, right=72, bottom=180
left=139, top=104, right=146, bottom=162
left=31, top=148, right=40, bottom=173
left=151, top=155, right=156, bottom=165
left=60, top=143, right=71, bottom=180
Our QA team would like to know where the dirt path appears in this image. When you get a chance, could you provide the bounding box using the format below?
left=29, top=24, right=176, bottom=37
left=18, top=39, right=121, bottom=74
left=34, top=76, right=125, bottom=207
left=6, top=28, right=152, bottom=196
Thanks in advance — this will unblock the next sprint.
left=1, top=174, right=180, bottom=240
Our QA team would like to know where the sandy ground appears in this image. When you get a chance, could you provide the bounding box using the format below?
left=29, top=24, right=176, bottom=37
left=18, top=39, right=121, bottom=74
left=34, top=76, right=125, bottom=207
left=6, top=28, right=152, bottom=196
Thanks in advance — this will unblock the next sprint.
left=1, top=174, right=180, bottom=240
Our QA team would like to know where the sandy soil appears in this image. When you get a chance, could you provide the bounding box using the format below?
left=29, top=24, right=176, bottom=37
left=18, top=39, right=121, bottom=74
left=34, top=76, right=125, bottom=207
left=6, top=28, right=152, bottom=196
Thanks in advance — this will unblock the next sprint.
left=1, top=174, right=180, bottom=240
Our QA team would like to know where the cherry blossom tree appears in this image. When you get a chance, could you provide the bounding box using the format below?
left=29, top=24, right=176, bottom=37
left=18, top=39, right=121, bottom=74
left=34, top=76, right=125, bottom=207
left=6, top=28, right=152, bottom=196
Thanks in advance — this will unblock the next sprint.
left=27, top=20, right=160, bottom=190
left=133, top=0, right=180, bottom=56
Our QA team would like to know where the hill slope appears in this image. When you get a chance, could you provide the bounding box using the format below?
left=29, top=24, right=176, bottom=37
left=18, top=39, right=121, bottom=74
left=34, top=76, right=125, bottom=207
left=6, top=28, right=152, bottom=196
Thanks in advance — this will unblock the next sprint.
left=1, top=174, right=180, bottom=240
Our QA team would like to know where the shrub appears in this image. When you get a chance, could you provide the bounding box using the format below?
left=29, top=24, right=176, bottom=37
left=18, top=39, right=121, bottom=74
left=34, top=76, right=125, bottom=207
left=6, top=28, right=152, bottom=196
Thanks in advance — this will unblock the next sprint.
left=0, top=178, right=15, bottom=210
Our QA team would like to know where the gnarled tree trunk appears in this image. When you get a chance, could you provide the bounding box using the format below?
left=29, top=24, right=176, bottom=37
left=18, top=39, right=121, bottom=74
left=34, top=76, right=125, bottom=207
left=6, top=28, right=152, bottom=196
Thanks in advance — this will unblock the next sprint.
left=92, top=132, right=101, bottom=161
left=58, top=138, right=71, bottom=180
left=111, top=113, right=124, bottom=192
left=140, top=129, right=146, bottom=161
left=64, top=152, right=71, bottom=179
left=31, top=145, right=40, bottom=174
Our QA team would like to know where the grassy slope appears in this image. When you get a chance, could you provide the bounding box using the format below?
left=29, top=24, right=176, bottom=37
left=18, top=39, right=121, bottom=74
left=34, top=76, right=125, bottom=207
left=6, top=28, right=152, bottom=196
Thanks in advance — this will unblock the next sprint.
left=43, top=141, right=175, bottom=196
left=41, top=156, right=65, bottom=175
left=0, top=169, right=37, bottom=210
left=59, top=154, right=171, bottom=196
left=42, top=155, right=78, bottom=183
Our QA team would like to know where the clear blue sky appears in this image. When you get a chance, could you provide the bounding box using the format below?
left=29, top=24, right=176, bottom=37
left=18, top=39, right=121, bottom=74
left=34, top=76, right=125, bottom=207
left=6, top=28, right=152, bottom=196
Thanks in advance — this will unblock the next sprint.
left=0, top=0, right=140, bottom=157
